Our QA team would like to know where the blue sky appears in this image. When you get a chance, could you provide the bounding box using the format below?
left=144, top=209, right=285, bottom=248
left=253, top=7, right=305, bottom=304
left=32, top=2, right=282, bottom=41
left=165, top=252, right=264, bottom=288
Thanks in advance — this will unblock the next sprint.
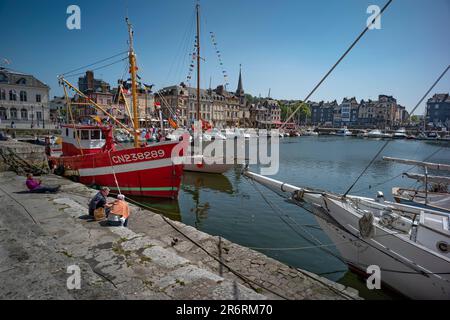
left=1, top=0, right=449, bottom=114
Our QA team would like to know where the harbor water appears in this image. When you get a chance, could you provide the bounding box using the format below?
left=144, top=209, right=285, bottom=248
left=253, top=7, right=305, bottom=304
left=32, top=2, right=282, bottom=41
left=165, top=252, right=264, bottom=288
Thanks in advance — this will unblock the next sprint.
left=131, top=136, right=450, bottom=299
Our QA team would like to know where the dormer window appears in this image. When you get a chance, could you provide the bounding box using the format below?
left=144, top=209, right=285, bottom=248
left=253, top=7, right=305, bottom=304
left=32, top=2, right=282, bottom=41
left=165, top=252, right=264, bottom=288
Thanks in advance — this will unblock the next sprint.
left=16, top=78, right=27, bottom=85
left=0, top=73, right=8, bottom=83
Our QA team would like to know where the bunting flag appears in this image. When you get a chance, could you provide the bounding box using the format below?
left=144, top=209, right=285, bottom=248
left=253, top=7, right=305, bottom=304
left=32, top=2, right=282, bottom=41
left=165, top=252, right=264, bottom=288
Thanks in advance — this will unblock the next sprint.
left=209, top=31, right=229, bottom=87
left=143, top=83, right=154, bottom=92
left=185, top=38, right=198, bottom=85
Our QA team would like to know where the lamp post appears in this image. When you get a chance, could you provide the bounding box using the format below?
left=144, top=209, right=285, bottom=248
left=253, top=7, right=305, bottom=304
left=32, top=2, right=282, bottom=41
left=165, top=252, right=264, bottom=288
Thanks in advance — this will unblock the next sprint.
left=31, top=105, right=34, bottom=128
left=42, top=104, right=45, bottom=129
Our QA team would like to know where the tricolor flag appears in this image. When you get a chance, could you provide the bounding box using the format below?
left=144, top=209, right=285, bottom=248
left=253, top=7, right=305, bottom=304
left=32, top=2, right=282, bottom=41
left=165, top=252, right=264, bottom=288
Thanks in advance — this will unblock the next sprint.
left=169, top=118, right=178, bottom=129
left=91, top=115, right=102, bottom=124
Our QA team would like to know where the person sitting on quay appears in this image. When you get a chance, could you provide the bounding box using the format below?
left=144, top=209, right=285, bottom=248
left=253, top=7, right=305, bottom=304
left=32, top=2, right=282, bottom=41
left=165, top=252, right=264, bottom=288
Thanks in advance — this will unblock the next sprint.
left=88, top=187, right=111, bottom=218
left=25, top=173, right=60, bottom=193
left=107, top=194, right=130, bottom=227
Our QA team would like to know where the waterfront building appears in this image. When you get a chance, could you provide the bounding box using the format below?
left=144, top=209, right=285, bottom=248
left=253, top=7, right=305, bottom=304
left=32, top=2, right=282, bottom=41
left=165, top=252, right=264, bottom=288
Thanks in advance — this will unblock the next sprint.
left=49, top=96, right=67, bottom=124
left=156, top=69, right=248, bottom=128
left=426, top=93, right=450, bottom=129
left=358, top=99, right=378, bottom=126
left=78, top=70, right=110, bottom=94
left=72, top=71, right=153, bottom=124
left=250, top=99, right=281, bottom=128
left=310, top=100, right=336, bottom=126
left=0, top=67, right=50, bottom=126
left=358, top=95, right=402, bottom=128
left=378, top=94, right=399, bottom=127
left=337, top=97, right=359, bottom=126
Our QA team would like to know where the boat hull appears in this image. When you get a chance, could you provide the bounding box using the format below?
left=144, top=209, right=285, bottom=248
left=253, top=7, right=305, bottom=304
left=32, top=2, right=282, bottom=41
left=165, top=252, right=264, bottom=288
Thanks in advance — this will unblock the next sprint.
left=49, top=141, right=183, bottom=199
left=183, top=155, right=233, bottom=174
left=314, top=198, right=450, bottom=299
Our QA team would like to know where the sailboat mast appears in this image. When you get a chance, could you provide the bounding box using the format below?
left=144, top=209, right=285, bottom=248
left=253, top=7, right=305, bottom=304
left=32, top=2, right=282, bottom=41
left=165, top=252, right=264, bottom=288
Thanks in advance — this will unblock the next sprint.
left=127, top=18, right=140, bottom=148
left=196, top=2, right=201, bottom=123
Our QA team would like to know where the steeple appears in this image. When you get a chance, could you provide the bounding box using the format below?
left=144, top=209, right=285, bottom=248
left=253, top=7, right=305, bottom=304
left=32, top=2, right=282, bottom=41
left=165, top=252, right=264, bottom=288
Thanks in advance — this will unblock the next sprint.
left=236, top=64, right=244, bottom=97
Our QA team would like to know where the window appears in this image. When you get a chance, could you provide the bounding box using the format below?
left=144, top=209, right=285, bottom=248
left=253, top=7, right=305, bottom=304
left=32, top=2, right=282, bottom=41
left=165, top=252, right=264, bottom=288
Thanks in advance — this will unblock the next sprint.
left=435, top=104, right=439, bottom=109
left=90, top=130, right=101, bottom=140
left=0, top=89, right=5, bottom=100
left=80, top=130, right=89, bottom=140
left=36, top=111, right=42, bottom=120
left=66, top=128, right=69, bottom=137
left=0, top=107, right=6, bottom=119
left=10, top=108, right=18, bottom=119
left=36, top=94, right=41, bottom=103
left=20, top=109, right=28, bottom=119
left=9, top=90, right=17, bottom=101
left=20, top=91, right=27, bottom=102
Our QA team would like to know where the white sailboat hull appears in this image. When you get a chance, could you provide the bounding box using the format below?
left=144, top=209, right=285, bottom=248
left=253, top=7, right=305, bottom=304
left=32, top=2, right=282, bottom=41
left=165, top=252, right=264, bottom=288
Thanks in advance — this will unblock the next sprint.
left=183, top=155, right=233, bottom=174
left=314, top=198, right=450, bottom=300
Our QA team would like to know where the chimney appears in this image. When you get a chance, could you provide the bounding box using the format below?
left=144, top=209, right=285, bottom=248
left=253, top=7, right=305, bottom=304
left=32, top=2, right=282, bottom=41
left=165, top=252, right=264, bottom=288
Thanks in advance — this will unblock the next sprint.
left=86, top=70, right=94, bottom=91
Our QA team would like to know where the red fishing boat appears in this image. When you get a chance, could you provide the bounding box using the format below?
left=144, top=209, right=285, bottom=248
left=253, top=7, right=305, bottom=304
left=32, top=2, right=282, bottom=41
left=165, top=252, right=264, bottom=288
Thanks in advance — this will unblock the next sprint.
left=48, top=125, right=183, bottom=198
left=48, top=18, right=183, bottom=199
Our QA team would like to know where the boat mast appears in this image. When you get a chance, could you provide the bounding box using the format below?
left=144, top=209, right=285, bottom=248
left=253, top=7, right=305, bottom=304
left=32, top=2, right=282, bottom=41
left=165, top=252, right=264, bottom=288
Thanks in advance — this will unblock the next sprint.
left=196, top=2, right=201, bottom=123
left=127, top=17, right=140, bottom=148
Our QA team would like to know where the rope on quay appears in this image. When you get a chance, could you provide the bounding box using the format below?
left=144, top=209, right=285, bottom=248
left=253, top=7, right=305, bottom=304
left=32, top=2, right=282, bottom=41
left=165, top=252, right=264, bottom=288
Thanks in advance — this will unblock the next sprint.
left=121, top=195, right=292, bottom=300
left=0, top=184, right=38, bottom=225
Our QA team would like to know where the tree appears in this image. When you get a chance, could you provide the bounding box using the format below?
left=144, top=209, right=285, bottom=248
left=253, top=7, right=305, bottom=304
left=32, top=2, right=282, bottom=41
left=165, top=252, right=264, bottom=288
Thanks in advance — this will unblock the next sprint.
left=410, top=115, right=420, bottom=124
left=292, top=102, right=311, bottom=124
left=280, top=103, right=293, bottom=121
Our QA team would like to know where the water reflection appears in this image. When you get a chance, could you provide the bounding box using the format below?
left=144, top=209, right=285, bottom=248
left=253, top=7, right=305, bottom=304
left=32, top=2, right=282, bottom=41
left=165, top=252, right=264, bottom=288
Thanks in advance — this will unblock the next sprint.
left=128, top=196, right=181, bottom=221
left=181, top=171, right=234, bottom=228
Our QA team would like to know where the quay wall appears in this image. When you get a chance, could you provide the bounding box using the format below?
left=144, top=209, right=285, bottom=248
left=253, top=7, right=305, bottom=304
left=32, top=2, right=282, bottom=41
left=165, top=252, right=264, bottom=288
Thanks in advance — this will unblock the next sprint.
left=0, top=172, right=361, bottom=300
left=0, top=140, right=48, bottom=173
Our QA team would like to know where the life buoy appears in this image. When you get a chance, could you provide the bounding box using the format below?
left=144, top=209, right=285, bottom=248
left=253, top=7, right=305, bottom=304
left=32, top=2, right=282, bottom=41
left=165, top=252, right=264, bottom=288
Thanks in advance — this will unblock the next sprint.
left=196, top=162, right=204, bottom=168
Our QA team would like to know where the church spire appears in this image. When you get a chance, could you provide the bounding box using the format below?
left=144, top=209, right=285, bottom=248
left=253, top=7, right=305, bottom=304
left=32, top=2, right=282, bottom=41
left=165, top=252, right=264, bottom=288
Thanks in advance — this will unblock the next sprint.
left=236, top=64, right=244, bottom=97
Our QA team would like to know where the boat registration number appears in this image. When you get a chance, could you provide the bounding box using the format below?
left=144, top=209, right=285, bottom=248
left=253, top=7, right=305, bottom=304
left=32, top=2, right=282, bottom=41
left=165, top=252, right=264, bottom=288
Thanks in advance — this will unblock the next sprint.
left=112, top=150, right=165, bottom=164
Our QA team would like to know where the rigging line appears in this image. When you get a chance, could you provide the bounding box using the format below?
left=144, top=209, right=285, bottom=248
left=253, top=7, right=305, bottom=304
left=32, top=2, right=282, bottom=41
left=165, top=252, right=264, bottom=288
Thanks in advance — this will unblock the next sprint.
left=281, top=0, right=394, bottom=129
left=247, top=177, right=349, bottom=265
left=290, top=195, right=450, bottom=277
left=353, top=146, right=444, bottom=193
left=250, top=175, right=449, bottom=278
left=64, top=58, right=129, bottom=78
left=343, top=140, right=390, bottom=197
left=107, top=150, right=121, bottom=195
left=171, top=8, right=196, bottom=87
left=164, top=5, right=196, bottom=86
left=405, top=64, right=450, bottom=120
left=61, top=51, right=128, bottom=76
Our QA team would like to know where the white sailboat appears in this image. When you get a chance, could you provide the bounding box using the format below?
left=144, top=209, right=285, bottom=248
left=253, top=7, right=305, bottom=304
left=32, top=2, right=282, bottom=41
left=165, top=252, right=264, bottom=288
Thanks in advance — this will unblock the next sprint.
left=244, top=169, right=450, bottom=299
left=384, top=157, right=450, bottom=214
left=182, top=2, right=232, bottom=175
